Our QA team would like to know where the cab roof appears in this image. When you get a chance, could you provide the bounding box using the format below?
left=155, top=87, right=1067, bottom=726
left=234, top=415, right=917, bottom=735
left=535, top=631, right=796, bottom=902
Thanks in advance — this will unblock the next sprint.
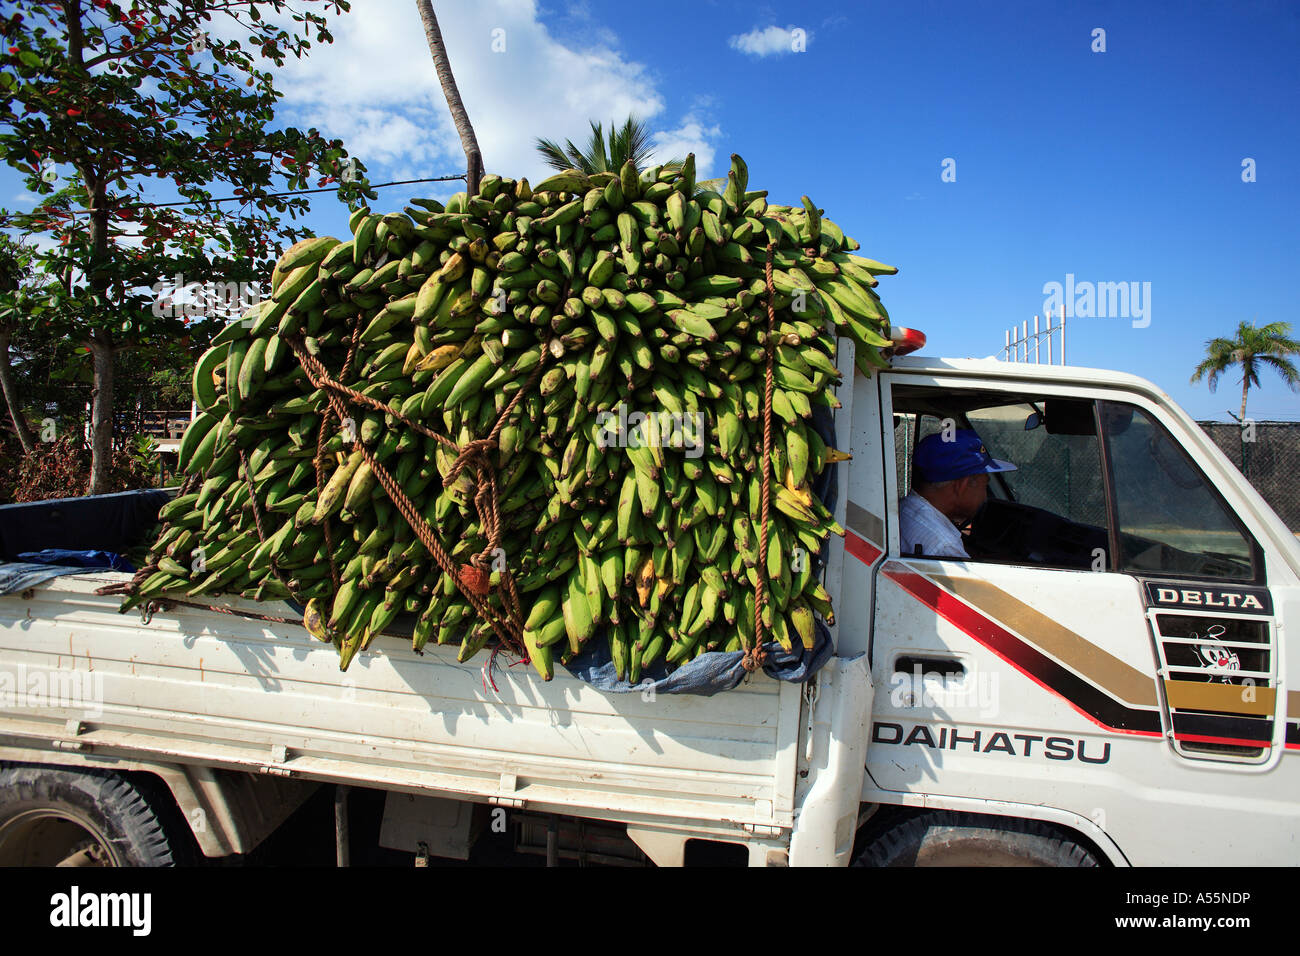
left=887, top=355, right=1174, bottom=407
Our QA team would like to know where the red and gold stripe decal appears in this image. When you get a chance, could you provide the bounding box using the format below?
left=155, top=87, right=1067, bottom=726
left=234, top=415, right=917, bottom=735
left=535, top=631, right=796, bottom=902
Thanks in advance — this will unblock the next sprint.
left=842, top=501, right=1283, bottom=749
left=844, top=501, right=884, bottom=566
left=845, top=531, right=882, bottom=566
left=880, top=562, right=1162, bottom=736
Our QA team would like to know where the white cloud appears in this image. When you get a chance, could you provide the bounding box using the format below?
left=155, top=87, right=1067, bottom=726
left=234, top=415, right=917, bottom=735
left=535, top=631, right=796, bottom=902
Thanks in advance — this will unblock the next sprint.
left=268, top=0, right=712, bottom=188
left=728, top=25, right=810, bottom=57
left=649, top=114, right=723, bottom=177
left=12, top=192, right=39, bottom=206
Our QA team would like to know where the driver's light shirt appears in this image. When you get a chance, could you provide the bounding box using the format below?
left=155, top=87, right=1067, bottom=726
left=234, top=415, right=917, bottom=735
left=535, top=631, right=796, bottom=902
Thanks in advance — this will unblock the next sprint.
left=899, top=492, right=969, bottom=559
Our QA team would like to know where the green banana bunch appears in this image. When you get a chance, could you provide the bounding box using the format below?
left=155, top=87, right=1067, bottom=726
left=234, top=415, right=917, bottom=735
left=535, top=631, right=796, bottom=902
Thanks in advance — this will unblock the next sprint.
left=135, top=152, right=889, bottom=684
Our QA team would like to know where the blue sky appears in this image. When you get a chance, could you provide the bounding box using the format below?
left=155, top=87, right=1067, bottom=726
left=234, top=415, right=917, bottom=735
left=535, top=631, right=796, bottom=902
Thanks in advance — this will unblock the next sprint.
left=5, top=0, right=1298, bottom=420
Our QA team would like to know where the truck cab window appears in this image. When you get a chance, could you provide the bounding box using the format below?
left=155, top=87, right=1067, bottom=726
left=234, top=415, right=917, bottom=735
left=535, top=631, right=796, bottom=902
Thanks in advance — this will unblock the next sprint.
left=1099, top=402, right=1258, bottom=581
left=891, top=385, right=1109, bottom=569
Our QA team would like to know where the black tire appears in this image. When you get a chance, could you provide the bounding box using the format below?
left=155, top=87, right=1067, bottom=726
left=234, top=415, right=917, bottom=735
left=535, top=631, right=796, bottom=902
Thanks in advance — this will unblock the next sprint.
left=0, top=764, right=180, bottom=867
left=853, top=810, right=1099, bottom=867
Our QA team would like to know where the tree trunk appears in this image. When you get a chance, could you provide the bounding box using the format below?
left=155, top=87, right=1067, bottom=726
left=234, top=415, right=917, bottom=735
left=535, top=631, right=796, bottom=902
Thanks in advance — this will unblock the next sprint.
left=0, top=328, right=36, bottom=453
left=85, top=173, right=115, bottom=496
left=87, top=331, right=115, bottom=495
left=1240, top=375, right=1249, bottom=422
left=414, top=1, right=484, bottom=196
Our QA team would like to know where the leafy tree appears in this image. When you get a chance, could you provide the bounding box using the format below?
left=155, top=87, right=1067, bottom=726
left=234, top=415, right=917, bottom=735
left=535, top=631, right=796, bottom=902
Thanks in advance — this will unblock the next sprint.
left=0, top=219, right=95, bottom=452
left=536, top=116, right=681, bottom=174
left=0, top=0, right=372, bottom=494
left=0, top=230, right=38, bottom=450
left=1191, top=320, right=1300, bottom=420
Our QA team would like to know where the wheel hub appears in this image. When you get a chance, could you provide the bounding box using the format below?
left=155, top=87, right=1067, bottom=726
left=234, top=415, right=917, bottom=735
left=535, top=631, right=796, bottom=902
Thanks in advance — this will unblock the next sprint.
left=0, top=809, right=122, bottom=867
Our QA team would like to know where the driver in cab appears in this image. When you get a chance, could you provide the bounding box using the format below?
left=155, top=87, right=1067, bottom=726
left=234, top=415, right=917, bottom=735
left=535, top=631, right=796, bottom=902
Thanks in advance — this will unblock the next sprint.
left=900, top=429, right=1017, bottom=559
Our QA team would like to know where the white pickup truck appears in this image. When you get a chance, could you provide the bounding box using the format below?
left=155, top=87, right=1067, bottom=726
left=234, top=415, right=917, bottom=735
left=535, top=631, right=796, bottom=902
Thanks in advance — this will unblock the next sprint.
left=2, top=337, right=1297, bottom=867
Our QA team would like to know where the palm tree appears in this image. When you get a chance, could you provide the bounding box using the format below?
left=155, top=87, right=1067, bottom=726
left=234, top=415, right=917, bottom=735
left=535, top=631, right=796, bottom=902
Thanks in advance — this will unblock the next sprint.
left=535, top=117, right=681, bottom=174
left=1190, top=320, right=1300, bottom=420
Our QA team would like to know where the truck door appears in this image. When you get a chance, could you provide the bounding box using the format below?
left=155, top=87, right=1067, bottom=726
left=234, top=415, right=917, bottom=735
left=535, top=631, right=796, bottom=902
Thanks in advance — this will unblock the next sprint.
left=864, top=372, right=1300, bottom=866
left=1100, top=401, right=1281, bottom=765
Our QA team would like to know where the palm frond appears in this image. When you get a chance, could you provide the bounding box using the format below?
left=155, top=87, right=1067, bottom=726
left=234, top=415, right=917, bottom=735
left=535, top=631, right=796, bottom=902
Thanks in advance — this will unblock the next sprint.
left=1191, top=358, right=1222, bottom=390
left=1257, top=319, right=1297, bottom=341
left=1243, top=360, right=1261, bottom=389
left=535, top=137, right=578, bottom=173
left=611, top=117, right=645, bottom=168
left=1203, top=336, right=1238, bottom=357
left=1255, top=353, right=1300, bottom=389
left=1260, top=325, right=1300, bottom=354
left=534, top=114, right=690, bottom=177
left=582, top=121, right=609, bottom=173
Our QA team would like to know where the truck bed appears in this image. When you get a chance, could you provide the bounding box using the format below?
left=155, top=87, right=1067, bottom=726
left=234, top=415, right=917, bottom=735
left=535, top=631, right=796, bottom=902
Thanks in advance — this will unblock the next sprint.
left=0, top=572, right=804, bottom=837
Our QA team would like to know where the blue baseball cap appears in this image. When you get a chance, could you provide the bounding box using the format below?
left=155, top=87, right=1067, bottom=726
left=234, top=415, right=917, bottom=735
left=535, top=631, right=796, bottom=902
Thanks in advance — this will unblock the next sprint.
left=914, top=429, right=1017, bottom=483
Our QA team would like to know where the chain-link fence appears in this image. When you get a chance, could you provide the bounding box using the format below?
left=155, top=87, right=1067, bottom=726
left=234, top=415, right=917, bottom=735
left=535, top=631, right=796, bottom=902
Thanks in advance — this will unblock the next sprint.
left=1196, top=422, right=1300, bottom=532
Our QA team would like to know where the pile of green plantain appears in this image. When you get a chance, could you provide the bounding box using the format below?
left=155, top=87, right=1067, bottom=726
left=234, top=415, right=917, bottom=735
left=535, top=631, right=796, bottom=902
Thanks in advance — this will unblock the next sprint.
left=131, top=153, right=897, bottom=681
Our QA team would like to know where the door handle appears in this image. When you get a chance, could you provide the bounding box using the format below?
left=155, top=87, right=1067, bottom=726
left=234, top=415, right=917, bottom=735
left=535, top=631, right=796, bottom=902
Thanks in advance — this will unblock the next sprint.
left=893, top=655, right=965, bottom=678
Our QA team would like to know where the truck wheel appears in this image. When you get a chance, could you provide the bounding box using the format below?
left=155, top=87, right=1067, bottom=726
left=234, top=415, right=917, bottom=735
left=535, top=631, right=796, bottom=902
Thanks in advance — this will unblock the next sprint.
left=0, top=764, right=179, bottom=867
left=853, top=811, right=1099, bottom=867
